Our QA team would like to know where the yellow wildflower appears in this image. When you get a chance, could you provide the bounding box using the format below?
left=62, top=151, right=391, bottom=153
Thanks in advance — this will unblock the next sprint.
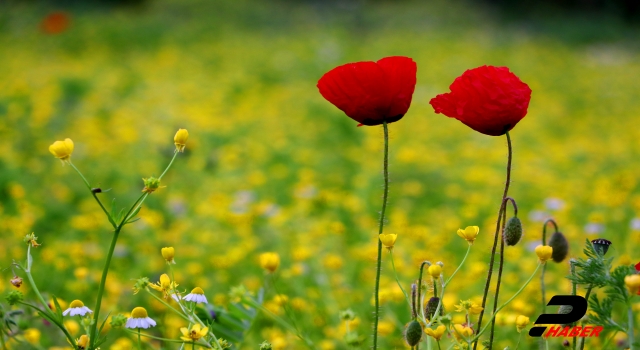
left=379, top=233, right=397, bottom=250
left=424, top=325, right=446, bottom=341
left=161, top=247, right=176, bottom=264
left=455, top=300, right=483, bottom=315
left=453, top=324, right=473, bottom=340
left=180, top=323, right=208, bottom=342
left=49, top=138, right=74, bottom=163
left=259, top=252, right=280, bottom=273
left=428, top=264, right=442, bottom=278
left=457, top=226, right=479, bottom=244
left=625, top=275, right=640, bottom=295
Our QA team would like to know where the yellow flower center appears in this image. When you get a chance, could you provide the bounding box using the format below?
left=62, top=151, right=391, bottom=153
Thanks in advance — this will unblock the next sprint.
left=69, top=300, right=84, bottom=308
left=131, top=307, right=148, bottom=319
left=191, top=287, right=204, bottom=295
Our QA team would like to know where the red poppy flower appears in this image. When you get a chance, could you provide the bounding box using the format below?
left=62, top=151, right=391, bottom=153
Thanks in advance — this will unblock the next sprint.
left=317, top=56, right=417, bottom=126
left=430, top=65, right=532, bottom=136
left=636, top=261, right=640, bottom=295
left=41, top=11, right=71, bottom=35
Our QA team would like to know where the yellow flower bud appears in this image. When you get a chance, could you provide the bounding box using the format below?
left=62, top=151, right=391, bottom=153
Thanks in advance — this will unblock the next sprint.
left=379, top=233, right=397, bottom=250
left=457, top=226, right=479, bottom=244
left=48, top=138, right=74, bottom=163
left=161, top=247, right=176, bottom=264
left=174, top=128, right=189, bottom=152
left=424, top=325, right=446, bottom=341
left=76, top=334, right=89, bottom=349
left=535, top=245, right=553, bottom=263
left=515, top=315, right=530, bottom=333
left=259, top=252, right=280, bottom=273
left=428, top=264, right=442, bottom=278
left=625, top=275, right=640, bottom=295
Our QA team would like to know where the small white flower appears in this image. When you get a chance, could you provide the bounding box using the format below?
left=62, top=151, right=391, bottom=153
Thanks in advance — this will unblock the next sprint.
left=62, top=300, right=93, bottom=317
left=585, top=223, right=605, bottom=235
left=171, top=292, right=182, bottom=303
left=630, top=218, right=640, bottom=231
left=183, top=287, right=208, bottom=304
left=544, top=197, right=565, bottom=211
left=125, top=307, right=157, bottom=329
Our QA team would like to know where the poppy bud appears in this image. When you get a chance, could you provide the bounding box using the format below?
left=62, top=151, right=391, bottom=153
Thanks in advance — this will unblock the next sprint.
left=404, top=320, right=422, bottom=346
left=558, top=305, right=573, bottom=327
left=563, top=340, right=571, bottom=347
left=591, top=238, right=612, bottom=256
left=504, top=217, right=523, bottom=246
left=425, top=297, right=440, bottom=320
left=548, top=232, right=569, bottom=263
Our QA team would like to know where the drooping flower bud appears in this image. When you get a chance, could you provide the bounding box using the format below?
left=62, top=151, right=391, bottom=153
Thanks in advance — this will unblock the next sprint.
left=504, top=216, right=523, bottom=246
left=10, top=276, right=23, bottom=288
left=548, top=232, right=569, bottom=263
left=404, top=320, right=423, bottom=346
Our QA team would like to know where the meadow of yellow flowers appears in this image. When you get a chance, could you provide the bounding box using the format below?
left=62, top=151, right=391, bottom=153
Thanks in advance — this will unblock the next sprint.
left=1, top=0, right=640, bottom=349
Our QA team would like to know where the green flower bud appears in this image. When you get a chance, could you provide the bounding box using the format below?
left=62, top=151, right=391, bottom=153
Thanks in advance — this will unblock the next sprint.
left=548, top=232, right=569, bottom=263
left=504, top=217, right=523, bottom=246
left=5, top=291, right=23, bottom=306
left=404, top=320, right=423, bottom=346
left=142, top=176, right=163, bottom=194
left=110, top=314, right=128, bottom=328
left=344, top=332, right=364, bottom=346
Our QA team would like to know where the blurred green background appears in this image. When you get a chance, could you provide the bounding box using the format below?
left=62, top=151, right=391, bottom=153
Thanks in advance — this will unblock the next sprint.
left=1, top=0, right=640, bottom=349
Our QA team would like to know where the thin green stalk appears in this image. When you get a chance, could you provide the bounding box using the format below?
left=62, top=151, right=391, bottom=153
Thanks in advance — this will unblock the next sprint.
left=427, top=244, right=472, bottom=327
left=146, top=290, right=191, bottom=323
left=17, top=301, right=76, bottom=347
left=245, top=298, right=315, bottom=349
left=389, top=251, right=410, bottom=307
left=138, top=329, right=142, bottom=350
left=88, top=227, right=120, bottom=349
left=515, top=331, right=523, bottom=350
left=577, top=285, right=594, bottom=350
left=69, top=162, right=117, bottom=228
left=159, top=150, right=179, bottom=179
left=473, top=262, right=542, bottom=341
left=373, top=120, right=390, bottom=350
left=474, top=131, right=512, bottom=350
left=417, top=262, right=429, bottom=323
left=628, top=303, right=635, bottom=350
left=124, top=329, right=211, bottom=347
left=570, top=260, right=577, bottom=350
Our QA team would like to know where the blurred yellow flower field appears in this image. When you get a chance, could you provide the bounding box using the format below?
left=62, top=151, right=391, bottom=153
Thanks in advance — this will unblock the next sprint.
left=1, top=0, right=640, bottom=349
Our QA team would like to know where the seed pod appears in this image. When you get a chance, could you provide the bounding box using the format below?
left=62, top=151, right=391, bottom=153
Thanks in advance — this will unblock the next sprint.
left=404, top=320, right=423, bottom=346
left=504, top=217, right=523, bottom=246
left=558, top=305, right=573, bottom=327
left=548, top=232, right=569, bottom=263
left=425, top=297, right=440, bottom=320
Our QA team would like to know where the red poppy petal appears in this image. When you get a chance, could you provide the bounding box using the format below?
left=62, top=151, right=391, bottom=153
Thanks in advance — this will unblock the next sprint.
left=377, top=56, right=417, bottom=119
left=317, top=61, right=388, bottom=124
left=635, top=261, right=640, bottom=272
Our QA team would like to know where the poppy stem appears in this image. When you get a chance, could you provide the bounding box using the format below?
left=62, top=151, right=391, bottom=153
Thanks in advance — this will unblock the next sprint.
left=473, top=131, right=512, bottom=350
left=373, top=120, right=390, bottom=350
left=488, top=203, right=507, bottom=347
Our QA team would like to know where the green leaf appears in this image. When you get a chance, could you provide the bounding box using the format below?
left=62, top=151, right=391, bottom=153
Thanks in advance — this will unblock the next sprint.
left=51, top=295, right=64, bottom=322
left=98, top=311, right=112, bottom=335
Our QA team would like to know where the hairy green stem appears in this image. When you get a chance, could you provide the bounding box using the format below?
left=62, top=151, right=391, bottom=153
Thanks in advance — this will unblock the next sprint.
left=577, top=285, right=593, bottom=350
left=489, top=205, right=508, bottom=347
left=373, top=120, right=390, bottom=350
left=570, top=260, right=577, bottom=350
left=474, top=131, right=512, bottom=350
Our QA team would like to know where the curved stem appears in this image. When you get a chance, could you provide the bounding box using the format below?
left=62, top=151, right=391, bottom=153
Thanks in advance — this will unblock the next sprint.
left=417, top=262, right=429, bottom=322
left=540, top=219, right=558, bottom=315
left=373, top=120, right=390, bottom=349
left=489, top=204, right=508, bottom=346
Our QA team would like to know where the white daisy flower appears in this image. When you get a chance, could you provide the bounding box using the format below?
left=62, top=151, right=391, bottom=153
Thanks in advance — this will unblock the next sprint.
left=183, top=287, right=208, bottom=304
left=125, top=307, right=157, bottom=329
left=62, top=300, right=93, bottom=317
